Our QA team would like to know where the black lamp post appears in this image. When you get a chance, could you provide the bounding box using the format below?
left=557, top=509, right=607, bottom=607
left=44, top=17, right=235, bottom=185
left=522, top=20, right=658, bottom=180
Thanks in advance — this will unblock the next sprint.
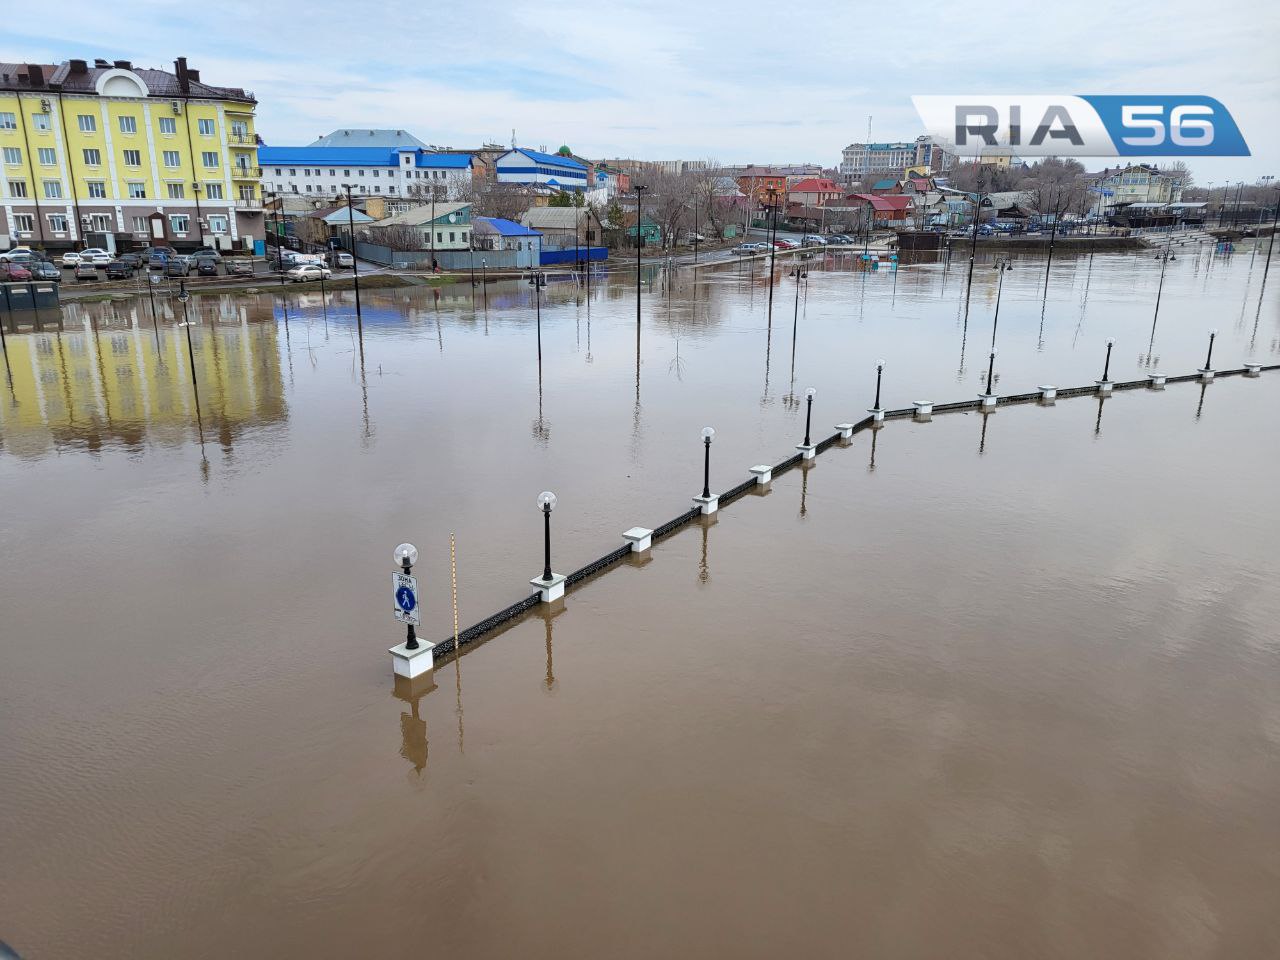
left=873, top=359, right=884, bottom=409
left=1203, top=328, right=1217, bottom=369
left=985, top=347, right=998, bottom=395
left=481, top=258, right=488, bottom=309
left=701, top=426, right=715, bottom=499
left=394, top=542, right=419, bottom=649
left=538, top=491, right=557, bottom=582
left=1102, top=337, right=1115, bottom=381
left=991, top=257, right=1011, bottom=349
left=634, top=184, right=648, bottom=328
left=343, top=184, right=363, bottom=336
left=803, top=386, right=815, bottom=446
left=177, top=281, right=199, bottom=404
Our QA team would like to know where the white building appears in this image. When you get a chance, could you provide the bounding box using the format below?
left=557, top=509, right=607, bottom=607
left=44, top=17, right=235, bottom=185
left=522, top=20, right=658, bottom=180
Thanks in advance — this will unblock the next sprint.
left=495, top=147, right=588, bottom=191
left=838, top=142, right=915, bottom=183
left=258, top=146, right=474, bottom=201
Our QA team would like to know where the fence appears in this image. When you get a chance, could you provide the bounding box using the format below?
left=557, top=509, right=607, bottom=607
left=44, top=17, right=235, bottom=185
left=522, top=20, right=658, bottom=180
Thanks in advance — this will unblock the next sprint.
left=428, top=364, right=1278, bottom=664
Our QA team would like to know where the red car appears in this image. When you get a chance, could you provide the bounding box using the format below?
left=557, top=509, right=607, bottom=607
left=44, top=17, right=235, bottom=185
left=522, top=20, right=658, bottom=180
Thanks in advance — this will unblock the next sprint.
left=0, top=262, right=33, bottom=281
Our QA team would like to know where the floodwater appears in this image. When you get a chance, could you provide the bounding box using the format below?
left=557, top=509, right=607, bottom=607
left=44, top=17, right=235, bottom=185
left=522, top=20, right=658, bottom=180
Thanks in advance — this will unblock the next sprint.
left=1, top=244, right=1278, bottom=958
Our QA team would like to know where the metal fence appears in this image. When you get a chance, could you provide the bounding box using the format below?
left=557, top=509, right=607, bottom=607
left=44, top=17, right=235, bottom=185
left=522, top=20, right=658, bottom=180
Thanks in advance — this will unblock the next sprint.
left=428, top=364, right=1278, bottom=661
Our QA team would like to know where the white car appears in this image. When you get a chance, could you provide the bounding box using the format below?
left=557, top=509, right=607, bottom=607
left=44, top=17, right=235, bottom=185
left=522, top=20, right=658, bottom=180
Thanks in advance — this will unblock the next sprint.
left=287, top=263, right=332, bottom=282
left=76, top=248, right=112, bottom=266
left=0, top=247, right=36, bottom=263
left=61, top=251, right=83, bottom=267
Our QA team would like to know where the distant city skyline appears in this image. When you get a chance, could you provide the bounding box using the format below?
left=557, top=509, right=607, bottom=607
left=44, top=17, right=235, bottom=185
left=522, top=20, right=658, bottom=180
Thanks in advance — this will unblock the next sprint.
left=4, top=1, right=1276, bottom=183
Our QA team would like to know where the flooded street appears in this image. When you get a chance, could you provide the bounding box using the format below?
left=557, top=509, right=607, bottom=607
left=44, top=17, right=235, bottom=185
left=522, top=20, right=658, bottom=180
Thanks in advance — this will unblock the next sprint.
left=2, top=246, right=1278, bottom=958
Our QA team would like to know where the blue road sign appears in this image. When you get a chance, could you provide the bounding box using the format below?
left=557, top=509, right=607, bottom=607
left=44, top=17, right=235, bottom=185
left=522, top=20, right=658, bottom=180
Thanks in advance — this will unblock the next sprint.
left=393, top=572, right=420, bottom=626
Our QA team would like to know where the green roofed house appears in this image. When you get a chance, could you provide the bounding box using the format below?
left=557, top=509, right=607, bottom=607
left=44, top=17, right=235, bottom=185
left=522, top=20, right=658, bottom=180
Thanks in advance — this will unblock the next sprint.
left=625, top=214, right=661, bottom=248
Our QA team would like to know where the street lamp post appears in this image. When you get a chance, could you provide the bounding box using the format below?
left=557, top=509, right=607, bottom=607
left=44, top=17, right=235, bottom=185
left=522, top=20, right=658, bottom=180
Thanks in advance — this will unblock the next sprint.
left=538, top=491, right=557, bottom=583
left=991, top=257, right=1012, bottom=348
left=394, top=543, right=420, bottom=650
left=873, top=360, right=884, bottom=409
left=343, top=184, right=364, bottom=335
left=1202, top=328, right=1217, bottom=372
left=481, top=258, right=488, bottom=309
left=177, top=281, right=199, bottom=408
left=985, top=347, right=998, bottom=396
left=701, top=426, right=715, bottom=499
left=803, top=386, right=815, bottom=446
left=634, top=184, right=649, bottom=330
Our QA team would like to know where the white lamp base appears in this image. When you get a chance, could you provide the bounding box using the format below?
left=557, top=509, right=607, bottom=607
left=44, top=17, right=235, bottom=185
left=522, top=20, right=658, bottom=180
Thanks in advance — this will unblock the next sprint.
left=390, top=639, right=436, bottom=679
left=692, top=494, right=719, bottom=515
left=530, top=573, right=566, bottom=602
left=622, top=527, right=653, bottom=553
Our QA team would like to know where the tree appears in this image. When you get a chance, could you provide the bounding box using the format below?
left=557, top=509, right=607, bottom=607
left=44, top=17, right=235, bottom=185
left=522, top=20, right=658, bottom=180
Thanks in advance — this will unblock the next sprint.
left=472, top=182, right=532, bottom=221
left=605, top=200, right=625, bottom=228
left=292, top=213, right=331, bottom=250
left=549, top=191, right=572, bottom=207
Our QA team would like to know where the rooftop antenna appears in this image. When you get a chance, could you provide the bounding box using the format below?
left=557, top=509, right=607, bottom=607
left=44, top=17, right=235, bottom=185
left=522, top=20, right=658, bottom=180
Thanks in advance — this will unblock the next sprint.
left=512, top=128, right=516, bottom=149
left=867, top=115, right=872, bottom=143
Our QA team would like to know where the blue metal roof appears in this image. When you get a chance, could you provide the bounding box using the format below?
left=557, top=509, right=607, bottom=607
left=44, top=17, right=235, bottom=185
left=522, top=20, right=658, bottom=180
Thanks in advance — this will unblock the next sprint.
left=257, top=146, right=472, bottom=169
left=476, top=217, right=541, bottom=237
left=502, top=148, right=587, bottom=170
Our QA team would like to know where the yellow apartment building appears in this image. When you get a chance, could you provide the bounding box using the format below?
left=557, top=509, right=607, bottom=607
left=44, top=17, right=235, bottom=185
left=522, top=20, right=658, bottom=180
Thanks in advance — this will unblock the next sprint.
left=0, top=57, right=263, bottom=253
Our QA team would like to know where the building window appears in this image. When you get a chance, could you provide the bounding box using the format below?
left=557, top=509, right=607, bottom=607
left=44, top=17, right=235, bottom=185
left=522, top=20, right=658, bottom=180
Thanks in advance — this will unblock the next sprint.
left=373, top=185, right=379, bottom=193
left=90, top=213, right=111, bottom=231
left=167, top=182, right=185, bottom=199
left=196, top=118, right=214, bottom=136
left=7, top=179, right=27, bottom=197
left=169, top=214, right=190, bottom=233
left=343, top=169, right=350, bottom=177
left=43, top=180, right=62, bottom=199
left=3, top=146, right=21, bottom=165
left=128, top=182, right=146, bottom=198
left=305, top=184, right=312, bottom=192
left=0, top=112, right=15, bottom=129
left=231, top=121, right=248, bottom=138
left=37, top=147, right=56, bottom=165
left=239, top=186, right=255, bottom=201
left=329, top=168, right=335, bottom=176
left=122, top=149, right=142, bottom=167
left=205, top=182, right=223, bottom=199
left=274, top=168, right=281, bottom=175
left=289, top=168, right=296, bottom=176
left=118, top=115, right=138, bottom=135
left=87, top=180, right=107, bottom=198
left=13, top=213, right=34, bottom=232
left=159, top=116, right=177, bottom=135
left=47, top=214, right=67, bottom=231
left=163, top=150, right=181, bottom=167
left=372, top=170, right=380, bottom=178
left=83, top=148, right=102, bottom=166
left=77, top=114, right=97, bottom=133
left=436, top=231, right=442, bottom=243
left=32, top=113, right=51, bottom=132
left=388, top=185, right=396, bottom=194
left=201, top=151, right=219, bottom=168
left=208, top=215, right=228, bottom=233
left=132, top=216, right=148, bottom=232
left=358, top=169, right=364, bottom=176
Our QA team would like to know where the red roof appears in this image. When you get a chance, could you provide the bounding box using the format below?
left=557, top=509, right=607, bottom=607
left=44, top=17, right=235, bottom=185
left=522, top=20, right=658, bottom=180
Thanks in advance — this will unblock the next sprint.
left=790, top=177, right=840, bottom=193
left=847, top=193, right=912, bottom=212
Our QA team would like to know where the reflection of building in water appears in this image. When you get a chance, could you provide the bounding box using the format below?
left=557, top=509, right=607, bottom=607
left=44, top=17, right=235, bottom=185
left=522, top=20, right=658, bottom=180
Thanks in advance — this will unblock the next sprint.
left=0, top=316, right=287, bottom=460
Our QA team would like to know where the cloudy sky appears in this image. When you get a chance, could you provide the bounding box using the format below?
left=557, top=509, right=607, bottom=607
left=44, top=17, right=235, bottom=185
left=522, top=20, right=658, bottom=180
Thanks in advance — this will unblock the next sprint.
left=5, top=1, right=1277, bottom=183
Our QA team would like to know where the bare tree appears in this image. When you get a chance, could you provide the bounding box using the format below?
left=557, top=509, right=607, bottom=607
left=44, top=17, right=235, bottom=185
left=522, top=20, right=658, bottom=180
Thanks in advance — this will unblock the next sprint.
left=372, top=224, right=427, bottom=251
left=472, top=182, right=532, bottom=221
left=292, top=214, right=331, bottom=250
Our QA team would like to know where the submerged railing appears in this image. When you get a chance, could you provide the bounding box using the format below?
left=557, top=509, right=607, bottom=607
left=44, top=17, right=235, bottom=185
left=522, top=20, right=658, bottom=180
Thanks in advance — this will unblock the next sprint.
left=429, top=364, right=1277, bottom=661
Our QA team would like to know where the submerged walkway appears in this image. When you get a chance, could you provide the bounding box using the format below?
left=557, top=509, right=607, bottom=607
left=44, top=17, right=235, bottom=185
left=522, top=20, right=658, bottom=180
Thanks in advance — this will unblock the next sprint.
left=427, top=364, right=1278, bottom=660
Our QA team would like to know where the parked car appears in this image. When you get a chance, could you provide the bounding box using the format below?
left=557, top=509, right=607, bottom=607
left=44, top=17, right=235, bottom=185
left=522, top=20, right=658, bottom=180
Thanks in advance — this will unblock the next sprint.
left=78, top=248, right=112, bottom=266
left=137, top=245, right=176, bottom=263
left=61, top=250, right=83, bottom=267
left=0, top=262, right=33, bottom=282
left=165, top=256, right=192, bottom=277
left=118, top=252, right=144, bottom=270
left=331, top=251, right=354, bottom=268
left=224, top=259, right=255, bottom=277
left=0, top=247, right=37, bottom=263
left=194, top=257, right=220, bottom=277
left=26, top=259, right=62, bottom=281
left=731, top=244, right=756, bottom=255
left=801, top=235, right=827, bottom=246
left=775, top=239, right=799, bottom=250
left=105, top=259, right=134, bottom=280
left=190, top=246, right=222, bottom=262
left=286, top=263, right=332, bottom=283
left=828, top=234, right=854, bottom=244
left=148, top=251, right=172, bottom=270
left=73, top=262, right=100, bottom=282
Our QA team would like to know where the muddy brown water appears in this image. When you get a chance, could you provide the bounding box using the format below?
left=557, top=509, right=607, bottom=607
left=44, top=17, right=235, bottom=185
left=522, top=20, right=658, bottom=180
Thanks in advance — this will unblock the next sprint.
left=1, top=247, right=1278, bottom=957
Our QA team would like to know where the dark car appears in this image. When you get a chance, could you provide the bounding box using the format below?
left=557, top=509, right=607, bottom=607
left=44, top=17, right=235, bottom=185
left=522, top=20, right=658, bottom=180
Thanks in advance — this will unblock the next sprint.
left=27, top=259, right=61, bottom=281
left=149, top=251, right=172, bottom=270
left=190, top=246, right=222, bottom=262
left=105, top=259, right=133, bottom=280
left=0, top=262, right=33, bottom=282
left=224, top=259, right=254, bottom=277
left=165, top=256, right=192, bottom=277
left=195, top=257, right=219, bottom=276
left=118, top=252, right=144, bottom=270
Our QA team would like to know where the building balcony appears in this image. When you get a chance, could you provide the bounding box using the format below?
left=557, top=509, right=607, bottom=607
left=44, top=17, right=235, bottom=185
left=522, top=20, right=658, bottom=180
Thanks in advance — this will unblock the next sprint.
left=231, top=166, right=262, bottom=180
left=228, top=134, right=258, bottom=147
left=234, top=197, right=263, bottom=210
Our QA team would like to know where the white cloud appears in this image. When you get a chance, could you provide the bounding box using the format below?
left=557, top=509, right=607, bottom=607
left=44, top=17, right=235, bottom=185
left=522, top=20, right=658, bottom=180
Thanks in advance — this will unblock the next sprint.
left=4, top=0, right=1276, bottom=180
